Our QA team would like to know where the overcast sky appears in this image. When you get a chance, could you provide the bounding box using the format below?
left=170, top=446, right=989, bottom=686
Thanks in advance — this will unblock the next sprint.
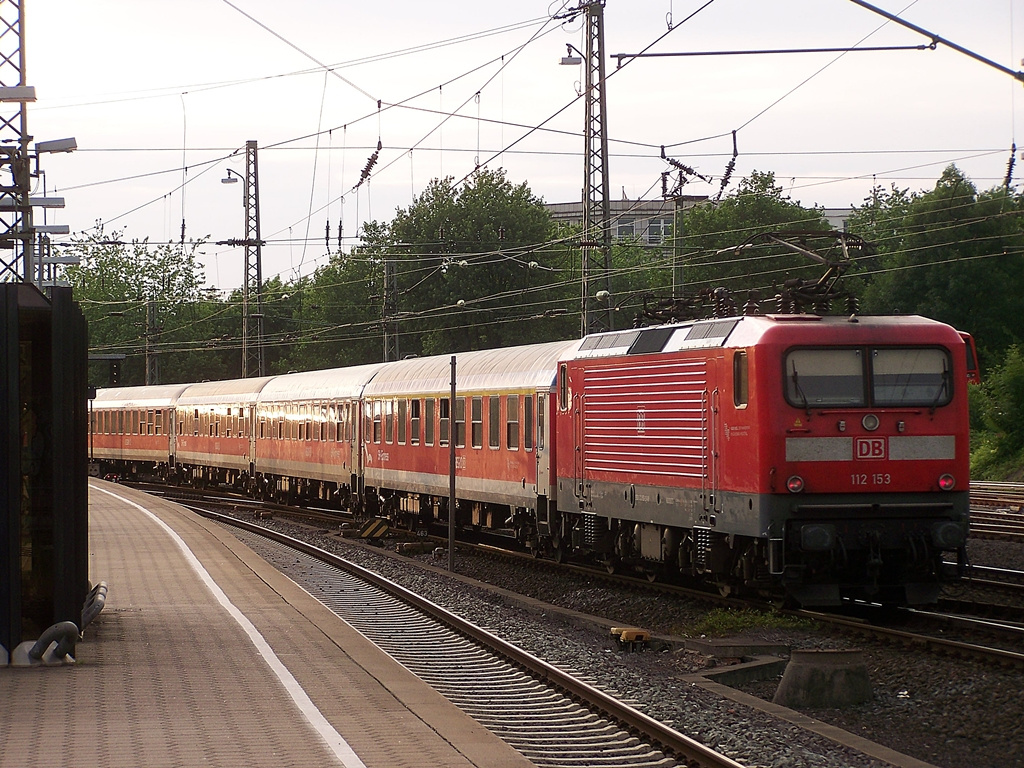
left=27, top=0, right=1024, bottom=290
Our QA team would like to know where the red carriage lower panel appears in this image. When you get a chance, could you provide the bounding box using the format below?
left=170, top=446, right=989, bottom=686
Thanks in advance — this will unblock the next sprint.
left=256, top=440, right=357, bottom=482
left=364, top=465, right=538, bottom=509
left=176, top=436, right=251, bottom=472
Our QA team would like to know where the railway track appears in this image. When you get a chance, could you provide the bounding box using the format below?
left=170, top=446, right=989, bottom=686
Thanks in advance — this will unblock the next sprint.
left=188, top=505, right=746, bottom=768
left=143, top=482, right=1024, bottom=667
left=970, top=481, right=1024, bottom=540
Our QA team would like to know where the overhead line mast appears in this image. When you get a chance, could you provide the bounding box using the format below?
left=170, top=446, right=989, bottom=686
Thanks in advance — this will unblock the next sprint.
left=242, top=140, right=266, bottom=378
left=0, top=0, right=31, bottom=283
left=578, top=0, right=613, bottom=336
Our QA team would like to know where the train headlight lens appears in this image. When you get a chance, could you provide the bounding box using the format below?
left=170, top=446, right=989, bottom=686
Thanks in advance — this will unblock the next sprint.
left=938, top=473, right=956, bottom=491
left=786, top=475, right=805, bottom=493
left=862, top=414, right=880, bottom=431
left=800, top=524, right=836, bottom=551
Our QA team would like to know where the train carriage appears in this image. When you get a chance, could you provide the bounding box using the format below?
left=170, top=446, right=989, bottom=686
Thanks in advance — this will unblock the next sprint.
left=174, top=377, right=275, bottom=488
left=89, top=384, right=188, bottom=476
left=253, top=364, right=385, bottom=504
left=360, top=340, right=579, bottom=532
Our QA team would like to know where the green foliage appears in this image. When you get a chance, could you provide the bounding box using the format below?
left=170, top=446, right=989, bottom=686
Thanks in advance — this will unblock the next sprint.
left=851, top=165, right=1024, bottom=371
left=359, top=168, right=576, bottom=357
left=682, top=607, right=813, bottom=638
left=678, top=170, right=833, bottom=305
left=61, top=225, right=230, bottom=386
left=970, top=346, right=1024, bottom=478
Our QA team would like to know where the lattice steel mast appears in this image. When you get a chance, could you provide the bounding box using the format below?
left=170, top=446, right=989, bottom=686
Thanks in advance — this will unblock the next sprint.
left=580, top=0, right=613, bottom=336
left=242, top=140, right=265, bottom=378
left=0, top=0, right=31, bottom=283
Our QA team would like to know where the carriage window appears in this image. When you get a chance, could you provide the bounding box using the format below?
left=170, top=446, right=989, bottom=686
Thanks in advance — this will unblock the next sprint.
left=506, top=395, right=519, bottom=450
left=785, top=349, right=865, bottom=408
left=385, top=399, right=395, bottom=444
left=872, top=348, right=952, bottom=407
left=472, top=396, right=484, bottom=449
left=558, top=364, right=568, bottom=410
left=488, top=396, right=500, bottom=449
left=455, top=397, right=467, bottom=448
left=537, top=394, right=546, bottom=450
left=524, top=395, right=534, bottom=451
left=410, top=399, right=420, bottom=445
left=733, top=351, right=748, bottom=408
left=438, top=398, right=449, bottom=446
left=372, top=400, right=382, bottom=444
left=398, top=399, right=407, bottom=444
left=424, top=398, right=435, bottom=446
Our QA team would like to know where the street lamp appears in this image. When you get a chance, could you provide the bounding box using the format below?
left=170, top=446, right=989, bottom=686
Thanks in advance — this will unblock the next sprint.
left=221, top=168, right=242, bottom=184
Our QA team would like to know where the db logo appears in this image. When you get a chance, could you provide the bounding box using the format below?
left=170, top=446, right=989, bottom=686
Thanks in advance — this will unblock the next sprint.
left=855, top=437, right=886, bottom=460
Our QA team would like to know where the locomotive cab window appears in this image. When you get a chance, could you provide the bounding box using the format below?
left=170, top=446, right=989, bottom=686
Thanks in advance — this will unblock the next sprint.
left=872, top=348, right=951, bottom=407
left=786, top=349, right=865, bottom=407
left=785, top=346, right=953, bottom=409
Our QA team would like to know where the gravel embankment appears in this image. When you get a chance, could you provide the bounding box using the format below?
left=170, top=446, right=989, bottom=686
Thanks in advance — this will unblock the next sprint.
left=244, top=518, right=1024, bottom=768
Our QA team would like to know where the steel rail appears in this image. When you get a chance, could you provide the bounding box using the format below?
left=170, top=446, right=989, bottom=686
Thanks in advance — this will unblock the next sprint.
left=195, top=507, right=746, bottom=768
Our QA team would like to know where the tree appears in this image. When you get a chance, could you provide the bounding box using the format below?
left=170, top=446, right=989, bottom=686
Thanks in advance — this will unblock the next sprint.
left=851, top=165, right=1024, bottom=370
left=356, top=168, right=573, bottom=357
left=61, top=225, right=215, bottom=386
left=677, top=171, right=834, bottom=310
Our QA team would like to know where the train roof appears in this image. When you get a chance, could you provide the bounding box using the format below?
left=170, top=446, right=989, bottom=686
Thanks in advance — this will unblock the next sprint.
left=566, top=314, right=960, bottom=359
left=257, top=363, right=387, bottom=402
left=92, top=384, right=191, bottom=409
left=176, top=376, right=276, bottom=407
left=363, top=339, right=581, bottom=397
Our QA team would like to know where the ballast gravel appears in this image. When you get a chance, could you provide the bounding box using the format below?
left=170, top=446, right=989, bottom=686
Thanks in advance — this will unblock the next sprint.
left=241, top=516, right=1023, bottom=768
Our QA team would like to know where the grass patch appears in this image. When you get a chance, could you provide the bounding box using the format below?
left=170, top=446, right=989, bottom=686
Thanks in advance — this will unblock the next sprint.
left=682, top=607, right=813, bottom=638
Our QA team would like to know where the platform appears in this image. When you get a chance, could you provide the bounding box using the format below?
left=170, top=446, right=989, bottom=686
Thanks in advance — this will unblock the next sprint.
left=0, top=479, right=533, bottom=768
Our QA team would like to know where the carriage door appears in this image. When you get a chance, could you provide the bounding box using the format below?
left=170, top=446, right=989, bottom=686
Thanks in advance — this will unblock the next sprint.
left=248, top=405, right=256, bottom=475
left=701, top=359, right=722, bottom=516
left=573, top=388, right=589, bottom=508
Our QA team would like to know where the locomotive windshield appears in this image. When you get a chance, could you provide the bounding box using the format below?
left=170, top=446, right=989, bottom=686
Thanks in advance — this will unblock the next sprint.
left=785, top=347, right=952, bottom=408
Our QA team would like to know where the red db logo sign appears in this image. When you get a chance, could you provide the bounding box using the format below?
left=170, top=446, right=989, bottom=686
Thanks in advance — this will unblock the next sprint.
left=855, top=437, right=886, bottom=461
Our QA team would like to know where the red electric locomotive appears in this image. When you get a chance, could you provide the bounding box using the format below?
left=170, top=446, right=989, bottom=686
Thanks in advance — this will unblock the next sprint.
left=551, top=314, right=970, bottom=606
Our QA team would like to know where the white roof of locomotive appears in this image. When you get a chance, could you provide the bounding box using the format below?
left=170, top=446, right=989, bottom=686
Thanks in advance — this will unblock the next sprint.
left=363, top=339, right=581, bottom=396
left=92, top=384, right=190, bottom=409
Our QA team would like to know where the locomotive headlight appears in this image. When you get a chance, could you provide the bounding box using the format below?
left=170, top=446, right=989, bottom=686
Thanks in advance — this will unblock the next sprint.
left=786, top=475, right=805, bottom=493
left=862, top=413, right=880, bottom=431
left=800, top=523, right=836, bottom=551
left=937, top=473, right=956, bottom=491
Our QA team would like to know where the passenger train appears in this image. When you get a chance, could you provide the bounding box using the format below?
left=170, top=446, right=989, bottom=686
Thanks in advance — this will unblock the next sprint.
left=90, top=313, right=972, bottom=607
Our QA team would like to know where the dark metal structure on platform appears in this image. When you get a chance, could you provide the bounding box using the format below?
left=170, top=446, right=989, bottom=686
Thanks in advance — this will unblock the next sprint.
left=1, top=283, right=89, bottom=658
